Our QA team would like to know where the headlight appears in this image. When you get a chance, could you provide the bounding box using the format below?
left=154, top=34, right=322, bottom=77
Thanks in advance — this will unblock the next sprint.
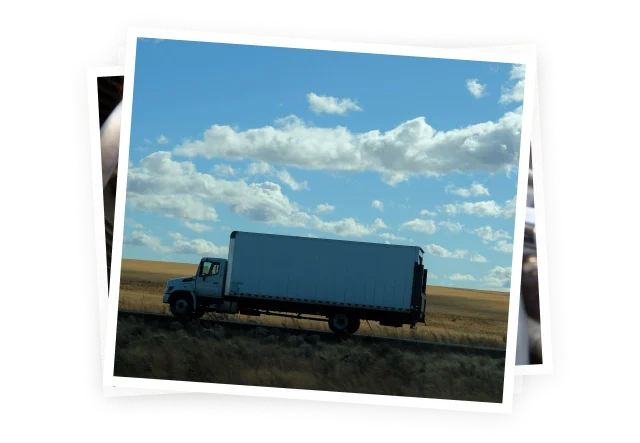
left=166, top=285, right=174, bottom=293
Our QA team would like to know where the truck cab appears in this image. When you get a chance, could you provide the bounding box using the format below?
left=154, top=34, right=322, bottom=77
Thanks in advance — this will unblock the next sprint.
left=163, top=257, right=229, bottom=319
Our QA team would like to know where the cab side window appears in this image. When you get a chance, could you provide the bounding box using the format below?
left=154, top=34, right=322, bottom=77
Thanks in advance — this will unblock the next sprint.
left=200, top=261, right=220, bottom=276
left=201, top=261, right=212, bottom=276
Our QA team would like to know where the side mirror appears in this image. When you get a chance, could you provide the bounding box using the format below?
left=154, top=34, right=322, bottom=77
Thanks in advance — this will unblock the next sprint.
left=202, top=274, right=207, bottom=281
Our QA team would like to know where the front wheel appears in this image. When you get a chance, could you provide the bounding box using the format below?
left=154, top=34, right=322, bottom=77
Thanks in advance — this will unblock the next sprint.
left=170, top=294, right=193, bottom=320
left=191, top=305, right=207, bottom=319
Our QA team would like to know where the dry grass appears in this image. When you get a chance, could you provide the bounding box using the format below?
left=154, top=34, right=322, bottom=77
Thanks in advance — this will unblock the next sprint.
left=118, top=258, right=509, bottom=348
left=114, top=315, right=505, bottom=402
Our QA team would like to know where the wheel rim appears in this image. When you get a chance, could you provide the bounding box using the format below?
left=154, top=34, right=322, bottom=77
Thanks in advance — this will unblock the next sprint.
left=175, top=299, right=190, bottom=315
left=332, top=314, right=348, bottom=330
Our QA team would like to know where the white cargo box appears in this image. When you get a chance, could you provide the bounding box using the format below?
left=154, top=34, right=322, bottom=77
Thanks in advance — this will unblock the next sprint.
left=225, top=231, right=423, bottom=311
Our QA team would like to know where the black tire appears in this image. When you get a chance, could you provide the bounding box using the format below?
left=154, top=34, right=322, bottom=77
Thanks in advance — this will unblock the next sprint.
left=192, top=305, right=207, bottom=320
left=346, top=318, right=360, bottom=334
left=328, top=313, right=357, bottom=336
left=170, top=293, right=194, bottom=320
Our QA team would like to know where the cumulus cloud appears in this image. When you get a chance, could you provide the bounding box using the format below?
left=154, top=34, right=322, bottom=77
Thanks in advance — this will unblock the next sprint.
left=419, top=209, right=437, bottom=217
left=124, top=231, right=170, bottom=252
left=466, top=79, right=487, bottom=98
left=372, top=200, right=384, bottom=211
left=307, top=92, right=363, bottom=115
left=313, top=217, right=382, bottom=237
left=482, top=266, right=512, bottom=288
left=439, top=197, right=516, bottom=218
left=246, top=162, right=308, bottom=191
left=378, top=232, right=407, bottom=242
left=449, top=273, right=476, bottom=281
left=372, top=218, right=388, bottom=230
left=125, top=218, right=144, bottom=229
left=173, top=237, right=229, bottom=257
left=157, top=135, right=168, bottom=144
left=499, top=64, right=526, bottom=105
left=470, top=253, right=488, bottom=263
left=316, top=203, right=335, bottom=213
left=491, top=240, right=513, bottom=253
left=438, top=221, right=464, bottom=232
left=172, top=109, right=523, bottom=186
left=142, top=231, right=229, bottom=257
left=401, top=218, right=437, bottom=234
left=127, top=193, right=219, bottom=221
left=425, top=244, right=467, bottom=259
left=474, top=226, right=512, bottom=242
left=183, top=221, right=212, bottom=233
left=128, top=152, right=390, bottom=239
left=445, top=182, right=490, bottom=198
left=213, top=164, right=237, bottom=176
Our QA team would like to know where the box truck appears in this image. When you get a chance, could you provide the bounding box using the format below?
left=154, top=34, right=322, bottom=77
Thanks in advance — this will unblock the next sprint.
left=163, top=231, right=428, bottom=335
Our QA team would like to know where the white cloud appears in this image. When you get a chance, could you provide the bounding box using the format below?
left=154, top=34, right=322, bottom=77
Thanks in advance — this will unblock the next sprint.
left=157, top=135, right=168, bottom=144
left=440, top=198, right=516, bottom=218
left=172, top=237, right=229, bottom=257
left=499, top=64, right=526, bottom=105
left=183, top=221, right=212, bottom=233
left=419, top=209, right=437, bottom=217
left=491, top=240, right=513, bottom=253
left=425, top=244, right=467, bottom=259
left=246, top=162, right=309, bottom=191
left=316, top=203, right=335, bottom=213
left=438, top=221, right=464, bottom=232
left=127, top=193, right=219, bottom=221
left=124, top=231, right=170, bottom=253
left=372, top=218, right=388, bottom=230
left=125, top=218, right=144, bottom=229
left=466, top=79, right=487, bottom=98
left=482, top=266, right=512, bottom=288
left=445, top=182, right=490, bottom=198
left=307, top=92, right=363, bottom=115
left=313, top=217, right=382, bottom=237
left=470, top=253, right=488, bottom=263
left=213, top=164, right=237, bottom=176
left=144, top=138, right=152, bottom=144
left=474, top=226, right=512, bottom=242
left=372, top=200, right=384, bottom=212
left=378, top=232, right=407, bottom=242
left=172, top=109, right=523, bottom=186
left=124, top=152, right=430, bottom=241
left=168, top=232, right=186, bottom=240
left=449, top=273, right=476, bottom=281
left=401, top=218, right=437, bottom=234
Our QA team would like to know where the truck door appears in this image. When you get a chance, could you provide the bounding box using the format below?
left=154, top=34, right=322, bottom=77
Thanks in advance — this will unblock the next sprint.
left=195, top=259, right=223, bottom=298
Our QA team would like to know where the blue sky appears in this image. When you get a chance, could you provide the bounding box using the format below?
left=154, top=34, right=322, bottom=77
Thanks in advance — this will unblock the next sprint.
left=122, top=38, right=527, bottom=291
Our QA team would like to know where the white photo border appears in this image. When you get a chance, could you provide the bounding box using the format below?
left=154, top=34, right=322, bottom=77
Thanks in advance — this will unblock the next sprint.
left=103, top=28, right=537, bottom=412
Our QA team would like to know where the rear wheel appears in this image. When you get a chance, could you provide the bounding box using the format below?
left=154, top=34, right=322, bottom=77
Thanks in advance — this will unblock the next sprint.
left=170, top=294, right=193, bottom=320
left=328, top=313, right=359, bottom=336
left=346, top=318, right=360, bottom=334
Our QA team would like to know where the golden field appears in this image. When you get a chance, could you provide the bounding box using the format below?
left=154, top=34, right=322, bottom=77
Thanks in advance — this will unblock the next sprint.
left=118, top=258, right=510, bottom=348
